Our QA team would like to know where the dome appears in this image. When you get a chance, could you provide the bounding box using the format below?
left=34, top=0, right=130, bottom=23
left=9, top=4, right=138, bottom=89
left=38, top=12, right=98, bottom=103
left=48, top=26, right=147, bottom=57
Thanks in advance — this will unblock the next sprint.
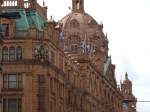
left=58, top=0, right=108, bottom=54
left=60, top=12, right=101, bottom=33
left=58, top=0, right=109, bottom=73
left=59, top=12, right=104, bottom=41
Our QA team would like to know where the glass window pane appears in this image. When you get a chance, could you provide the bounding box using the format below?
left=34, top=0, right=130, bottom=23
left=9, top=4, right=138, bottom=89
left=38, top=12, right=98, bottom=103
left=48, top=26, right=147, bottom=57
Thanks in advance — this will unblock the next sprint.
left=3, top=75, right=7, bottom=88
left=3, top=99, right=7, bottom=112
left=16, top=47, right=22, bottom=61
left=1, top=24, right=9, bottom=37
left=2, top=47, right=8, bottom=61
left=8, top=99, right=17, bottom=112
left=8, top=82, right=17, bottom=88
left=18, top=99, right=22, bottom=112
left=8, top=75, right=17, bottom=81
left=3, top=98, right=21, bottom=112
left=8, top=75, right=17, bottom=88
left=9, top=47, right=15, bottom=61
left=3, top=74, right=22, bottom=89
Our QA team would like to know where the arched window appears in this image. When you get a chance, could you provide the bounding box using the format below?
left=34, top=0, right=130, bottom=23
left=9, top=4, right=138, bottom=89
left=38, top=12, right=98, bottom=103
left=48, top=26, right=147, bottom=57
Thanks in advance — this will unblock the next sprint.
left=2, top=47, right=8, bottom=61
left=70, top=19, right=80, bottom=29
left=9, top=46, right=15, bottom=61
left=16, top=46, right=22, bottom=61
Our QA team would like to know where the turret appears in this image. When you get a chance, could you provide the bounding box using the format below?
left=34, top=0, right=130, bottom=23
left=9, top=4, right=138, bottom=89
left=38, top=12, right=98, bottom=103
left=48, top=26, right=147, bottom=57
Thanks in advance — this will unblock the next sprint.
left=72, top=0, right=84, bottom=13
left=121, top=72, right=136, bottom=112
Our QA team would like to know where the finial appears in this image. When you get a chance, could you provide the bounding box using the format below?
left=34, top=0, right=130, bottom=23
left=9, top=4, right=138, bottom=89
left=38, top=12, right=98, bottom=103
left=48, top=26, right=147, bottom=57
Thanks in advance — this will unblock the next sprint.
left=99, top=21, right=103, bottom=29
left=106, top=33, right=107, bottom=38
left=120, top=75, right=122, bottom=84
left=43, top=0, right=45, bottom=6
left=125, top=72, right=128, bottom=80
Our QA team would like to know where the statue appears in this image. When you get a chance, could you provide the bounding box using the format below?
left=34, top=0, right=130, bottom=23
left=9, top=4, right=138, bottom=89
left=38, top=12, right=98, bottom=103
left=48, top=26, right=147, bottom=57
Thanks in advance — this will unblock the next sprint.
left=34, top=45, right=49, bottom=62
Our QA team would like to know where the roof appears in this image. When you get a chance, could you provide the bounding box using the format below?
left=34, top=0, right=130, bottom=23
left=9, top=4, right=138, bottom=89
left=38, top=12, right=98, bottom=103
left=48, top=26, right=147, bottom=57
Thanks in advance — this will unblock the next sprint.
left=0, top=9, right=46, bottom=31
left=0, top=12, right=21, bottom=19
left=59, top=12, right=102, bottom=40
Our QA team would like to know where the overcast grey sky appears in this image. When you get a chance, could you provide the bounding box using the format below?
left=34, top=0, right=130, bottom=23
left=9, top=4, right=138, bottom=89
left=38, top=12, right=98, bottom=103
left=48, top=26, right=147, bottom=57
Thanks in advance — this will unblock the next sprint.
left=38, top=0, right=150, bottom=111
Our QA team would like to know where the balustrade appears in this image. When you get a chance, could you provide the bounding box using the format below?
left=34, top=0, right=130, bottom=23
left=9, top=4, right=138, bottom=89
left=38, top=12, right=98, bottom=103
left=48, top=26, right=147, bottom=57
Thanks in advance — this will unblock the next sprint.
left=0, top=0, right=47, bottom=19
left=0, top=0, right=41, bottom=9
left=1, top=0, right=19, bottom=7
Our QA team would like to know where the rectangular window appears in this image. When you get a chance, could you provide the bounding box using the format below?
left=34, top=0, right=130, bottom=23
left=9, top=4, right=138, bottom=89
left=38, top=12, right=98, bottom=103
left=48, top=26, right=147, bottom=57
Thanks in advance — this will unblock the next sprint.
left=9, top=47, right=16, bottom=61
left=1, top=24, right=9, bottom=37
left=8, top=74, right=17, bottom=88
left=3, top=98, right=22, bottom=112
left=0, top=25, right=3, bottom=38
left=3, top=73, right=22, bottom=89
left=16, top=47, right=22, bottom=61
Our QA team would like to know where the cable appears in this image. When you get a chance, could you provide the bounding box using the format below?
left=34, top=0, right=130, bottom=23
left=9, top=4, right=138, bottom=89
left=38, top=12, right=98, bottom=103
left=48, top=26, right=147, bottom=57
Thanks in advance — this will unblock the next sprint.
left=137, top=101, right=150, bottom=102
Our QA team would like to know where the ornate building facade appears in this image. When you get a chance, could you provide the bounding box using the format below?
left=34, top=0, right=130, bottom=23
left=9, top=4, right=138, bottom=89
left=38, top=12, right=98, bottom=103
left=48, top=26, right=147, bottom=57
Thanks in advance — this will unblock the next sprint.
left=0, top=0, right=136, bottom=112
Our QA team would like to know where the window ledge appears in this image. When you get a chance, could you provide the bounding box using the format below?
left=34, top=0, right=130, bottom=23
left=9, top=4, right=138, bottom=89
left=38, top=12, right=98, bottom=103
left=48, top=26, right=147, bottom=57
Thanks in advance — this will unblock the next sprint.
left=1, top=88, right=23, bottom=92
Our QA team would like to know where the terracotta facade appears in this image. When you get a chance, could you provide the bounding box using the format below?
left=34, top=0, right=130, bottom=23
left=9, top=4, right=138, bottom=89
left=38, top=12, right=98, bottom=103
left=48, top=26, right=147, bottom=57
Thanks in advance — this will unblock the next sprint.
left=0, top=0, right=136, bottom=112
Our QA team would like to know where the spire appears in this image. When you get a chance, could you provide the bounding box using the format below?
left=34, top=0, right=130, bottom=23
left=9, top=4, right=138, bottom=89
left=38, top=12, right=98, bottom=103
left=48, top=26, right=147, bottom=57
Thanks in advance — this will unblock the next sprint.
left=125, top=72, right=128, bottom=80
left=43, top=0, right=45, bottom=6
left=123, top=72, right=132, bottom=86
left=72, top=0, right=84, bottom=13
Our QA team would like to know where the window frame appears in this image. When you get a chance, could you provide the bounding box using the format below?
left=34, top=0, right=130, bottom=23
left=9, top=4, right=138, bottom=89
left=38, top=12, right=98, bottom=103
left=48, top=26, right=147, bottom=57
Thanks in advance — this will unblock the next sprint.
left=9, top=46, right=16, bottom=61
left=1, top=23, right=9, bottom=37
left=3, top=73, right=22, bottom=90
left=2, top=98, right=22, bottom=112
left=16, top=46, right=22, bottom=61
left=2, top=46, right=9, bottom=61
